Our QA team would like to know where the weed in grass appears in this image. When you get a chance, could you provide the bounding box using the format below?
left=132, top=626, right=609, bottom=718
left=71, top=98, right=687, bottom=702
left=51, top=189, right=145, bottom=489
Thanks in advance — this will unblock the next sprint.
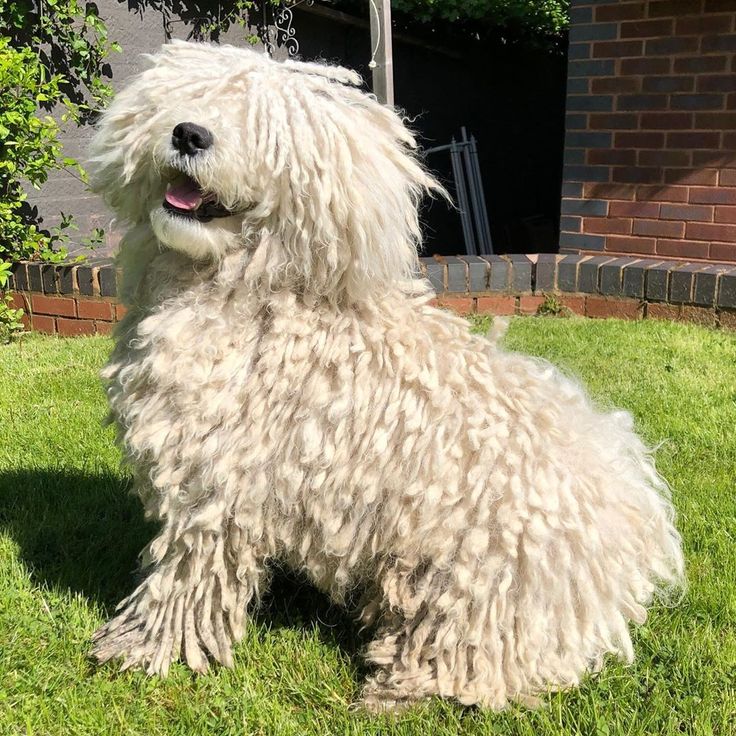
left=536, top=294, right=572, bottom=318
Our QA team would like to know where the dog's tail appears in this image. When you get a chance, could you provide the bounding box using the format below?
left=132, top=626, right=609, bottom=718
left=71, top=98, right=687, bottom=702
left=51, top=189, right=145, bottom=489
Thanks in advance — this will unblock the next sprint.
left=487, top=316, right=509, bottom=345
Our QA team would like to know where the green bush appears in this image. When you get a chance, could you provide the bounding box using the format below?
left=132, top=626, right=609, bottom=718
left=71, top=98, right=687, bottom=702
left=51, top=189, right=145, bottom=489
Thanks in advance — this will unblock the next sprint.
left=0, top=262, right=24, bottom=343
left=0, top=0, right=118, bottom=265
left=393, top=0, right=569, bottom=35
left=341, top=0, right=569, bottom=45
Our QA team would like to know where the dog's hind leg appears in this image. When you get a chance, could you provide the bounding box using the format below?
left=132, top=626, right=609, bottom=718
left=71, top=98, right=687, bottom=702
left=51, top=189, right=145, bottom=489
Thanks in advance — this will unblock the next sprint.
left=360, top=596, right=513, bottom=712
left=360, top=618, right=438, bottom=713
left=358, top=565, right=465, bottom=712
left=358, top=558, right=521, bottom=712
left=91, top=521, right=268, bottom=676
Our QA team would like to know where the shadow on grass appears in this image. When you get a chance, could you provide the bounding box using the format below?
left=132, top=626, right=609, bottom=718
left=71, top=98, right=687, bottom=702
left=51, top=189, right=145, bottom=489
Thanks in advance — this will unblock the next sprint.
left=0, top=468, right=365, bottom=669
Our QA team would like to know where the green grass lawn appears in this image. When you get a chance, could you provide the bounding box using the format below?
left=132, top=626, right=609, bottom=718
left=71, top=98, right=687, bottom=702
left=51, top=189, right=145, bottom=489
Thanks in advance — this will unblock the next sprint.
left=1, top=318, right=735, bottom=736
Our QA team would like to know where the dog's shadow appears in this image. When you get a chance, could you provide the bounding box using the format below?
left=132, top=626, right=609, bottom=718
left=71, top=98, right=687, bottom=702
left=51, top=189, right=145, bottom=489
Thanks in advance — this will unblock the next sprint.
left=0, top=468, right=366, bottom=673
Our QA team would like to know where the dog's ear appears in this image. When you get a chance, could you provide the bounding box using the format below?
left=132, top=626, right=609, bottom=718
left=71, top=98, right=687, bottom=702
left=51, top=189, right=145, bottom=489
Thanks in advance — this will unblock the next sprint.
left=242, top=68, right=447, bottom=303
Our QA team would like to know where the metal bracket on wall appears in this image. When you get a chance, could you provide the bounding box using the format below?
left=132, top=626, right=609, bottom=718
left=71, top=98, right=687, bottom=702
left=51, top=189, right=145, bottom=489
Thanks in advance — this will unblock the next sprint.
left=259, top=0, right=314, bottom=57
left=425, top=128, right=493, bottom=256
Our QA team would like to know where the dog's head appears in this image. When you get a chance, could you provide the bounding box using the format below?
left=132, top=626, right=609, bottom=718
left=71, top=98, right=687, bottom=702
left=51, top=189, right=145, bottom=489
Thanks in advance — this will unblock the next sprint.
left=89, top=41, right=443, bottom=300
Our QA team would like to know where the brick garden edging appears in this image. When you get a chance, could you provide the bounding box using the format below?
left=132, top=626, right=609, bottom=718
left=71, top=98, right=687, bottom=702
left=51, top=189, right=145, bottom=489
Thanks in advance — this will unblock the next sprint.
left=421, top=254, right=736, bottom=329
left=7, top=260, right=124, bottom=336
left=5, top=254, right=736, bottom=335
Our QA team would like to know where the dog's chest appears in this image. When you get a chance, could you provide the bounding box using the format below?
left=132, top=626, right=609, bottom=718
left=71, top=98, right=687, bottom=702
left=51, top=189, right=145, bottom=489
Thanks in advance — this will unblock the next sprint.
left=105, top=289, right=361, bottom=485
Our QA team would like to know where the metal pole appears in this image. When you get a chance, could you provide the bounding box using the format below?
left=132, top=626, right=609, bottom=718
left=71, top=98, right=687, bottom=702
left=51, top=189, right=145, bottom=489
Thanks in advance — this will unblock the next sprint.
left=450, top=139, right=477, bottom=256
left=459, top=128, right=492, bottom=256
left=467, top=134, right=494, bottom=254
left=369, top=0, right=394, bottom=105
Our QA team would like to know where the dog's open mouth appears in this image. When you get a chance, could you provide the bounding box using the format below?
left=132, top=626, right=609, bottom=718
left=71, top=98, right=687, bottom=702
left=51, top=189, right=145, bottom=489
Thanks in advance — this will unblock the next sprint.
left=163, top=174, right=234, bottom=222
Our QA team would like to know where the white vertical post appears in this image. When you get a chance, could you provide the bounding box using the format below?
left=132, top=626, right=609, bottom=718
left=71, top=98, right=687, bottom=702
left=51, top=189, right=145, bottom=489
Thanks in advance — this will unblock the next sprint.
left=369, top=0, right=394, bottom=105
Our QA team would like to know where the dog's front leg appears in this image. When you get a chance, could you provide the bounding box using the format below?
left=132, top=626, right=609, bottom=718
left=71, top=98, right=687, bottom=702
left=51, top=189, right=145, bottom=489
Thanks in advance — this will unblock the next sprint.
left=91, top=516, right=267, bottom=676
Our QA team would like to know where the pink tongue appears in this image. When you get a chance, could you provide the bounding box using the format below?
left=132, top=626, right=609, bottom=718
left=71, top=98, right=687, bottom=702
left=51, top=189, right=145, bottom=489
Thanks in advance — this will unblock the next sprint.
left=165, top=177, right=202, bottom=210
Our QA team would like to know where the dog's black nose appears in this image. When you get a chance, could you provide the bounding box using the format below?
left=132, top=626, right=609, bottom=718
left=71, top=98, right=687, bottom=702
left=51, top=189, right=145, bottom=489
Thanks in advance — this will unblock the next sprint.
left=172, top=122, right=213, bottom=155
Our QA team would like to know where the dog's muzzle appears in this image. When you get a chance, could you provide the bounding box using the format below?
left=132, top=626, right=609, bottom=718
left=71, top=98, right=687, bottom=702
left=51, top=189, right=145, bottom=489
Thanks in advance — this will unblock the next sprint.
left=164, top=123, right=238, bottom=222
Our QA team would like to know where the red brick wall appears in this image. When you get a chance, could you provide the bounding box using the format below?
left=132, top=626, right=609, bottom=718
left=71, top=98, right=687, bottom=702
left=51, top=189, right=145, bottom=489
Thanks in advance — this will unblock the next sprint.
left=561, top=0, right=736, bottom=262
left=9, top=292, right=127, bottom=336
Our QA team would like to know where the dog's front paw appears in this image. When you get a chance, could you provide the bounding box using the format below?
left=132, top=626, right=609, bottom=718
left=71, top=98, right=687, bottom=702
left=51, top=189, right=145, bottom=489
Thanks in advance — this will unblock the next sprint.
left=91, top=575, right=244, bottom=677
left=91, top=590, right=210, bottom=677
left=92, top=609, right=155, bottom=674
left=357, top=674, right=423, bottom=714
left=356, top=692, right=416, bottom=715
left=91, top=603, right=191, bottom=677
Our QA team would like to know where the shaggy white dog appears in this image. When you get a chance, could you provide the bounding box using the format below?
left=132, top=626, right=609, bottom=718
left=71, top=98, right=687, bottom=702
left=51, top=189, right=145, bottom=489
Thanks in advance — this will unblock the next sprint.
left=88, top=41, right=684, bottom=711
